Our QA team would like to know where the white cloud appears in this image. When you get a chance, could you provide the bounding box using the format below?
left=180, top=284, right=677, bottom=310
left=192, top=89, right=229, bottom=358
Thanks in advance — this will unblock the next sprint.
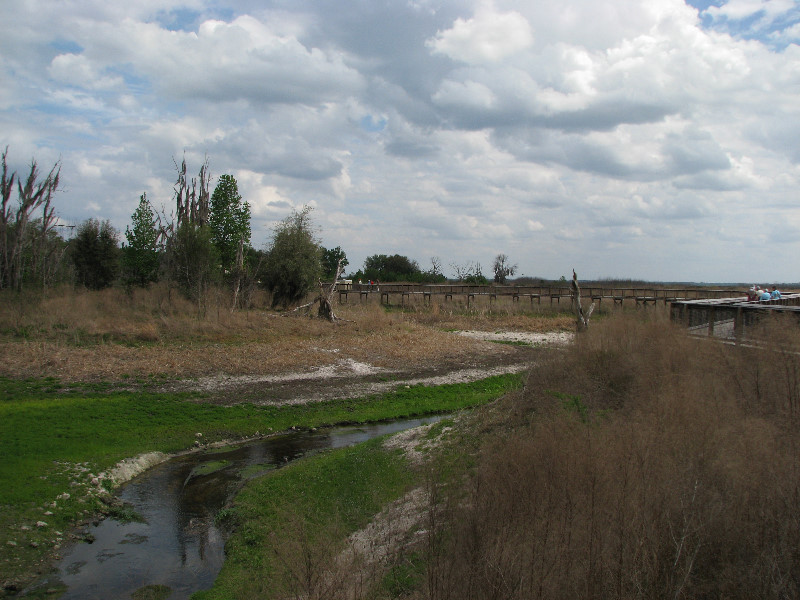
left=427, top=4, right=533, bottom=64
left=706, top=0, right=795, bottom=22
left=0, top=0, right=798, bottom=282
left=526, top=220, right=544, bottom=231
left=48, top=54, right=123, bottom=90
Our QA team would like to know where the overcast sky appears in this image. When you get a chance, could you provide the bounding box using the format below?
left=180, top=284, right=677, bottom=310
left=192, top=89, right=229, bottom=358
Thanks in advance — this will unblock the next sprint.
left=2, top=0, right=799, bottom=283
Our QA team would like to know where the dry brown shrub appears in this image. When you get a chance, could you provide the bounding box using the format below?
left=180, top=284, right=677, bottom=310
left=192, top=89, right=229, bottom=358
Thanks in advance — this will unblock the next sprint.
left=420, top=313, right=800, bottom=600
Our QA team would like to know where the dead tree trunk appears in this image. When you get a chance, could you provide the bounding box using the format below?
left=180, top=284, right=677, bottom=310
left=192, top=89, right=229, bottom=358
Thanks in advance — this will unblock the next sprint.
left=572, top=269, right=595, bottom=331
left=231, top=236, right=244, bottom=312
left=174, top=155, right=210, bottom=228
left=285, top=259, right=346, bottom=322
left=318, top=259, right=344, bottom=321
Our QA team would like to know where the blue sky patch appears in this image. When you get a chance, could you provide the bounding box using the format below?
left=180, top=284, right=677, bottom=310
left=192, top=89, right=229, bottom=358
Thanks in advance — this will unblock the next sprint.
left=686, top=0, right=800, bottom=49
left=360, top=115, right=387, bottom=132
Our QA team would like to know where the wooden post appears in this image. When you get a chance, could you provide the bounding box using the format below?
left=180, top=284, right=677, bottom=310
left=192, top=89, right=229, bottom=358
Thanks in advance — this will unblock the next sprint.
left=734, top=307, right=743, bottom=343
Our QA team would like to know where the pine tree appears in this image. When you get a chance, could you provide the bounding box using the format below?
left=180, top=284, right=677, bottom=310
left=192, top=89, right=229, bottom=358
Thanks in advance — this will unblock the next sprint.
left=209, top=175, right=251, bottom=276
left=121, top=193, right=160, bottom=287
left=71, top=219, right=119, bottom=290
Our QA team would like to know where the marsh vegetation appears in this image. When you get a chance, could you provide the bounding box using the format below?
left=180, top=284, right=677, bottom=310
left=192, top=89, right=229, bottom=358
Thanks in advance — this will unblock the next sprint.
left=2, top=285, right=798, bottom=599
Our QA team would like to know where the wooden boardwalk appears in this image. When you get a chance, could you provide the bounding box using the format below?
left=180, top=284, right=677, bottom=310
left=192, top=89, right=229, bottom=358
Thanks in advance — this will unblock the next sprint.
left=670, top=294, right=800, bottom=341
left=336, top=283, right=742, bottom=307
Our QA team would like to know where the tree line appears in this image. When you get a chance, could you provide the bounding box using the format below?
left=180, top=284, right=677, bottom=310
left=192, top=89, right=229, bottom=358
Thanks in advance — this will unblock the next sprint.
left=0, top=148, right=523, bottom=309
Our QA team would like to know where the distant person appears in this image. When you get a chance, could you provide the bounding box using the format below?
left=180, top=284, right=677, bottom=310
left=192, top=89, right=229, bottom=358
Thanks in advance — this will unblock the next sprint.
left=758, top=287, right=772, bottom=301
left=771, top=286, right=782, bottom=300
left=747, top=286, right=758, bottom=301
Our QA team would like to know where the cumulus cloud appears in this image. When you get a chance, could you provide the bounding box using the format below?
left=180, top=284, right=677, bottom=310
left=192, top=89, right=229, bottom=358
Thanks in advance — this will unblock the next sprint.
left=427, top=4, right=534, bottom=64
left=0, top=0, right=798, bottom=282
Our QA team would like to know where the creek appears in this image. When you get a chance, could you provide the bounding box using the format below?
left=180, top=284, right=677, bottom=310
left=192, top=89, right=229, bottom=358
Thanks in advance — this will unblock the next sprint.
left=36, top=416, right=442, bottom=600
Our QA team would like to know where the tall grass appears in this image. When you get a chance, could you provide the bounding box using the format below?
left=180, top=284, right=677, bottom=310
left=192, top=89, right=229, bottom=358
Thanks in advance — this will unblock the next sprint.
left=0, top=284, right=277, bottom=344
left=419, top=313, right=800, bottom=599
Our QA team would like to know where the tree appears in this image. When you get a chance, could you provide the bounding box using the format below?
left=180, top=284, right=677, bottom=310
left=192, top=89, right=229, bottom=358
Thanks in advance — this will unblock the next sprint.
left=209, top=175, right=251, bottom=275
left=452, top=261, right=488, bottom=284
left=0, top=148, right=61, bottom=290
left=164, top=158, right=218, bottom=302
left=363, top=254, right=420, bottom=282
left=121, top=193, right=160, bottom=288
left=174, top=155, right=210, bottom=228
left=165, top=221, right=218, bottom=302
left=71, top=219, right=119, bottom=290
left=263, top=206, right=322, bottom=309
left=493, top=253, right=517, bottom=284
left=420, top=256, right=447, bottom=283
left=321, top=246, right=348, bottom=280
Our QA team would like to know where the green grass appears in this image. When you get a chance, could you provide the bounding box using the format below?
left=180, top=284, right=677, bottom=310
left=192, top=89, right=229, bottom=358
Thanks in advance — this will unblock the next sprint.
left=0, top=372, right=522, bottom=589
left=194, top=436, right=416, bottom=600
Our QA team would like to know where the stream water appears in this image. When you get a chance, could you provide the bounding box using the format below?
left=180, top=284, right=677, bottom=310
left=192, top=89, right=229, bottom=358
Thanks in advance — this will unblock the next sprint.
left=34, top=416, right=441, bottom=600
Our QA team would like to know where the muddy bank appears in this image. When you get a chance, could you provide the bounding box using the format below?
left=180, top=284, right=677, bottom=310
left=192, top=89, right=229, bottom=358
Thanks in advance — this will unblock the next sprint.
left=172, top=331, right=567, bottom=405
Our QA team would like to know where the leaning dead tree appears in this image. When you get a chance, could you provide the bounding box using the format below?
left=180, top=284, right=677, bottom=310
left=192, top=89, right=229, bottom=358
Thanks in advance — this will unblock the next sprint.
left=289, top=258, right=346, bottom=322
left=571, top=269, right=595, bottom=331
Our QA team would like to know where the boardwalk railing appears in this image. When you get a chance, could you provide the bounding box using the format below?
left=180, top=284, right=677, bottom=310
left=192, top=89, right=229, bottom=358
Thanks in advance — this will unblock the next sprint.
left=670, top=294, right=800, bottom=341
left=335, top=283, right=743, bottom=307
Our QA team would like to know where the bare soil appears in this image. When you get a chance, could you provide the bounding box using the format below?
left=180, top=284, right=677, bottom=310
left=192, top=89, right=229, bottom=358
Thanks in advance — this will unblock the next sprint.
left=166, top=330, right=570, bottom=405
left=1, top=313, right=571, bottom=403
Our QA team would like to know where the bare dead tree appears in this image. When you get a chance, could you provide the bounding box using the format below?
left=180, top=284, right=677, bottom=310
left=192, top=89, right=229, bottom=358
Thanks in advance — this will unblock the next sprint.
left=572, top=269, right=595, bottom=331
left=430, top=256, right=443, bottom=277
left=174, top=155, right=210, bottom=228
left=0, top=148, right=61, bottom=290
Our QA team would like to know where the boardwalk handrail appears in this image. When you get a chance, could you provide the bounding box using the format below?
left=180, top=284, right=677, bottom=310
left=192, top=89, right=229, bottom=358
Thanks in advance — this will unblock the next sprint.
left=334, top=282, right=756, bottom=307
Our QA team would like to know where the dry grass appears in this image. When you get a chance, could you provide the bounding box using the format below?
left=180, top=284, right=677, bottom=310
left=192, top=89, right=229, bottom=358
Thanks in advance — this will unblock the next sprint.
left=418, top=312, right=800, bottom=600
left=395, top=295, right=577, bottom=333
left=0, top=286, right=539, bottom=382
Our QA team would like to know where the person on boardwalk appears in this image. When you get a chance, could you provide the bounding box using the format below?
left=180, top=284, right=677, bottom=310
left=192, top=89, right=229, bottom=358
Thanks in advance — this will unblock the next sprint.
left=770, top=286, right=782, bottom=300
left=758, top=287, right=772, bottom=301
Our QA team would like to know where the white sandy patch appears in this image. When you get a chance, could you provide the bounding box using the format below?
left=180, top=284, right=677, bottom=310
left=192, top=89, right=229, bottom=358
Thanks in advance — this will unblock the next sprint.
left=190, top=358, right=387, bottom=392
left=455, top=330, right=574, bottom=346
left=103, top=451, right=169, bottom=485
left=345, top=487, right=428, bottom=561
left=383, top=423, right=434, bottom=466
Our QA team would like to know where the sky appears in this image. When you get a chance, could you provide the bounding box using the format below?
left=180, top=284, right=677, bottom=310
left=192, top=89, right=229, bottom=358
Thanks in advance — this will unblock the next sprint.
left=2, top=0, right=799, bottom=283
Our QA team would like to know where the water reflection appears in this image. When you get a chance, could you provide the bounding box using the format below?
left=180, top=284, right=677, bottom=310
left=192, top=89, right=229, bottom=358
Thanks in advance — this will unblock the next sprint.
left=44, top=416, right=441, bottom=600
